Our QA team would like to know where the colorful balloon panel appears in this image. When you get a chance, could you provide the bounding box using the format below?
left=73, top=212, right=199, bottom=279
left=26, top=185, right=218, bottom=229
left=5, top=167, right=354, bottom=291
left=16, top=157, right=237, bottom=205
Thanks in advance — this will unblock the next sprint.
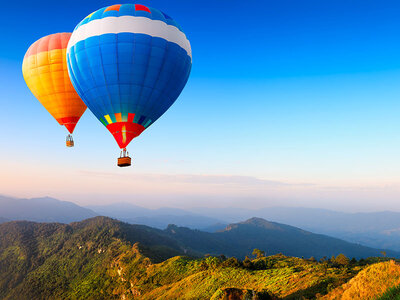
left=67, top=4, right=192, bottom=148
left=22, top=33, right=87, bottom=133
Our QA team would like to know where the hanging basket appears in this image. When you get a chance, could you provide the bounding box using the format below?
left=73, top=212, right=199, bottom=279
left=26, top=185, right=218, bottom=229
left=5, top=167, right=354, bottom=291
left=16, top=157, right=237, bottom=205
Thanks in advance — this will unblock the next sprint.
left=118, top=156, right=131, bottom=167
left=66, top=135, right=74, bottom=147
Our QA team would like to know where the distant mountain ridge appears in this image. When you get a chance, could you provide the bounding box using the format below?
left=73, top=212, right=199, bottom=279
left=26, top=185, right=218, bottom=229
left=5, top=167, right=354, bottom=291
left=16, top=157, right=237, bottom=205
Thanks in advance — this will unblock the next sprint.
left=1, top=214, right=398, bottom=260
left=86, top=202, right=224, bottom=229
left=195, top=207, right=400, bottom=252
left=4, top=196, right=400, bottom=252
left=0, top=195, right=98, bottom=223
left=87, top=202, right=400, bottom=251
left=86, top=203, right=191, bottom=218
left=0, top=217, right=9, bottom=224
left=164, top=217, right=400, bottom=259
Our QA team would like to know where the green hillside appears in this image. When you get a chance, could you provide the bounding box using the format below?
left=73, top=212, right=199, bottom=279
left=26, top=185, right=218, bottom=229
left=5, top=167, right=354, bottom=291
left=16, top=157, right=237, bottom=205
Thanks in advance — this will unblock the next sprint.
left=0, top=217, right=399, bottom=299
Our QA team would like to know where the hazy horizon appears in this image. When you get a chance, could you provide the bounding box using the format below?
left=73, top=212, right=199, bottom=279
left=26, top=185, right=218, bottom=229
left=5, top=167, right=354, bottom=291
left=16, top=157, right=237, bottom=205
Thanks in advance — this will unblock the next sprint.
left=3, top=189, right=400, bottom=213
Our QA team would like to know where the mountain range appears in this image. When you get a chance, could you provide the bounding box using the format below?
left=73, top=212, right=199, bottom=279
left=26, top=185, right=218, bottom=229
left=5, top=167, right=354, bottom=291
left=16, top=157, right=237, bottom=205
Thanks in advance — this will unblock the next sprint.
left=3, top=195, right=400, bottom=252
left=0, top=217, right=9, bottom=223
left=165, top=217, right=400, bottom=259
left=0, top=208, right=398, bottom=259
left=0, top=195, right=97, bottom=223
left=87, top=203, right=400, bottom=252
left=87, top=202, right=223, bottom=229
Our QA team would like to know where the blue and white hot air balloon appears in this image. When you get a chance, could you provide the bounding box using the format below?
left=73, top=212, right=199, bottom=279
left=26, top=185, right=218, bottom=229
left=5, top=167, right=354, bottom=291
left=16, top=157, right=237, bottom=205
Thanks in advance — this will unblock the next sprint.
left=66, top=4, right=192, bottom=166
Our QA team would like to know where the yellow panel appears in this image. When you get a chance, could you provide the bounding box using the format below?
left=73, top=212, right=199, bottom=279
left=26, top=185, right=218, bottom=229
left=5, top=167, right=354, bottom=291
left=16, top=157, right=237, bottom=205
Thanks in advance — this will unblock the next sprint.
left=36, top=52, right=50, bottom=66
left=49, top=49, right=63, bottom=63
left=104, top=115, right=113, bottom=124
left=50, top=63, right=64, bottom=72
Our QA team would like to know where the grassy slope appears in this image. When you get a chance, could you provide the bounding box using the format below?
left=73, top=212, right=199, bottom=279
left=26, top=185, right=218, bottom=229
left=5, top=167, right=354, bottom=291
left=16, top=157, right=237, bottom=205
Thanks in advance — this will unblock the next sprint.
left=321, top=260, right=400, bottom=300
left=378, top=285, right=400, bottom=300
left=115, top=255, right=361, bottom=299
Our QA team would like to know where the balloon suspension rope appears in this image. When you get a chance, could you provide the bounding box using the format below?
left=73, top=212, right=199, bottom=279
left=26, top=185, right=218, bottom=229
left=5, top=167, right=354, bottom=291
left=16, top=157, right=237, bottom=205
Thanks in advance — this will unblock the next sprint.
left=120, top=148, right=129, bottom=158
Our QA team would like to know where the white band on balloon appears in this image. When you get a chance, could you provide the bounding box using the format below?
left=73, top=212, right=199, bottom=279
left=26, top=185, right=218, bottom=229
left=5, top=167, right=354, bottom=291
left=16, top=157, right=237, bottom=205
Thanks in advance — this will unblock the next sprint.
left=67, top=16, right=192, bottom=59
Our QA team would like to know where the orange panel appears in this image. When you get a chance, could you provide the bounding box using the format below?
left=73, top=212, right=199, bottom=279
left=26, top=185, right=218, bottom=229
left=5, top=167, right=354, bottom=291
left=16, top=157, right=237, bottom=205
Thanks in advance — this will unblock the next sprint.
left=115, top=113, right=122, bottom=122
left=22, top=33, right=87, bottom=134
left=105, top=4, right=121, bottom=12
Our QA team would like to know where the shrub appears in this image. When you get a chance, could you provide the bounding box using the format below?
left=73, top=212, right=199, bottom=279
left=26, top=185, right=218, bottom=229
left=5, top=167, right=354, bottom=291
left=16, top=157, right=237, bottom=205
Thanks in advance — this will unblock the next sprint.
left=221, top=257, right=241, bottom=268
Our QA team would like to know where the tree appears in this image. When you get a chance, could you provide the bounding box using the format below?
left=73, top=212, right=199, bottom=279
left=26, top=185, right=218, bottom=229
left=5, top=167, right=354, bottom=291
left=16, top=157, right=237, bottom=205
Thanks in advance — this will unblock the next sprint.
left=242, top=256, right=253, bottom=269
left=252, top=258, right=271, bottom=270
left=320, top=256, right=328, bottom=263
left=381, top=251, right=387, bottom=258
left=252, top=248, right=265, bottom=259
left=221, top=257, right=241, bottom=268
left=334, top=254, right=350, bottom=266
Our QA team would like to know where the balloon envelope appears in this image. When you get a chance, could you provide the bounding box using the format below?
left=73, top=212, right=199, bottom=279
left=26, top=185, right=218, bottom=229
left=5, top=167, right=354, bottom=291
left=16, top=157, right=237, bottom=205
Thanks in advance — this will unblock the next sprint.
left=22, top=33, right=87, bottom=134
left=67, top=4, right=192, bottom=148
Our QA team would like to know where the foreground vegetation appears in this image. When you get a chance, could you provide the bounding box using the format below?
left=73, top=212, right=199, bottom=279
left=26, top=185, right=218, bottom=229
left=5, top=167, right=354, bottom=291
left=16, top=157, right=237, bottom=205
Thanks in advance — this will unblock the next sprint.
left=321, top=260, right=400, bottom=300
left=378, top=284, right=400, bottom=300
left=0, top=217, right=399, bottom=299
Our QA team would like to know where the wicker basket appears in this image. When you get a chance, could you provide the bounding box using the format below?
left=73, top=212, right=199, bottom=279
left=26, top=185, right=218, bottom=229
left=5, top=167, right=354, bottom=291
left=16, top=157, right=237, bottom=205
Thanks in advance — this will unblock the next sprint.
left=118, top=156, right=131, bottom=167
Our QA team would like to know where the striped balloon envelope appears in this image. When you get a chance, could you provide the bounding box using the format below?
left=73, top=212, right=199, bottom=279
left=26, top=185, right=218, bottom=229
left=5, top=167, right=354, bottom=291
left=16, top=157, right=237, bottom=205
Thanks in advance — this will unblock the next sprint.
left=66, top=4, right=192, bottom=163
left=22, top=33, right=87, bottom=145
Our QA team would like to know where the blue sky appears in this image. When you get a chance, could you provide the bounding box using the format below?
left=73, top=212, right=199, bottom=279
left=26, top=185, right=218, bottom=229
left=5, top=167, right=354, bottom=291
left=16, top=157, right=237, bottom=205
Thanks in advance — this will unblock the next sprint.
left=1, top=0, right=400, bottom=211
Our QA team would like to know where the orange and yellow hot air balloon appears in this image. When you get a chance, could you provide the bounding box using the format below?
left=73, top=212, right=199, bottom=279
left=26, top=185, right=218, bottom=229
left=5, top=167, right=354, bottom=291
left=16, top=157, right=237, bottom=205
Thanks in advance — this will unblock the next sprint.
left=22, top=33, right=86, bottom=147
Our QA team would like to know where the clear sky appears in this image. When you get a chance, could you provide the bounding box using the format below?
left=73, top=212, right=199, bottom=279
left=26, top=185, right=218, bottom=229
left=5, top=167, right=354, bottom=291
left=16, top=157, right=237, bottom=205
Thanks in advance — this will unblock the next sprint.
left=1, top=0, right=400, bottom=211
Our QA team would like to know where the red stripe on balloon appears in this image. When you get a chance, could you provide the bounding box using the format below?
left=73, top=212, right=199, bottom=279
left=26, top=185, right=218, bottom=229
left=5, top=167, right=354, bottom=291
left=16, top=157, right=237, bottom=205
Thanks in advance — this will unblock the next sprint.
left=128, top=113, right=135, bottom=123
left=135, top=4, right=151, bottom=13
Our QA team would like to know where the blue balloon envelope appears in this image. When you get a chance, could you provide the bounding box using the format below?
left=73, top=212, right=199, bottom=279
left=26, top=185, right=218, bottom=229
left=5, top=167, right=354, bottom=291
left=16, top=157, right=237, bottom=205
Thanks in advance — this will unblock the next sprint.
left=67, top=4, right=192, bottom=149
